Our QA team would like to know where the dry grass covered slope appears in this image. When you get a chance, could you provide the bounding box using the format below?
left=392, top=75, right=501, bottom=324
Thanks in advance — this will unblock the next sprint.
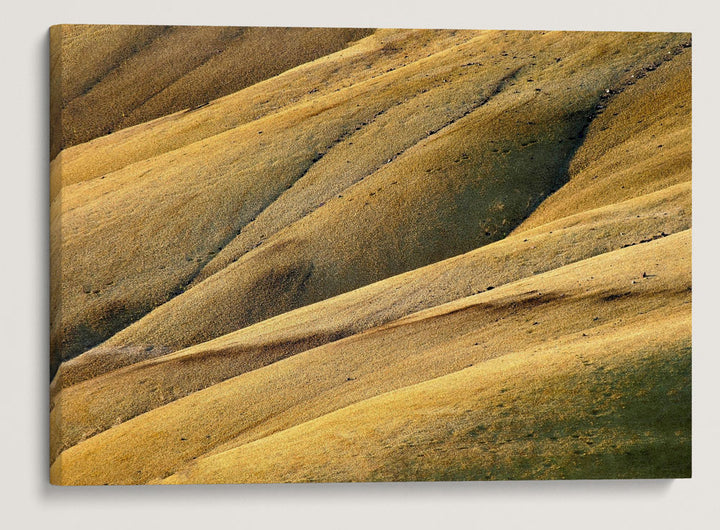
left=50, top=28, right=691, bottom=484
left=51, top=30, right=690, bottom=378
left=165, top=308, right=689, bottom=483
left=516, top=47, right=691, bottom=231
left=49, top=24, right=372, bottom=159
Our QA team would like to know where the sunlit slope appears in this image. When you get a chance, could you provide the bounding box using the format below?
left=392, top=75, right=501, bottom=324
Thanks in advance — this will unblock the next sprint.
left=515, top=42, right=690, bottom=231
left=49, top=29, right=692, bottom=486
left=52, top=180, right=689, bottom=391
left=50, top=28, right=486, bottom=370
left=50, top=24, right=373, bottom=158
left=49, top=181, right=690, bottom=459
left=50, top=231, right=691, bottom=484
left=50, top=31, right=690, bottom=375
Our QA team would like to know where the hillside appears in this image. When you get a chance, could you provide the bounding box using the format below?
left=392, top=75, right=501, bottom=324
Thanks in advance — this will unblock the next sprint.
left=50, top=29, right=690, bottom=377
left=49, top=27, right=691, bottom=484
left=50, top=181, right=690, bottom=459
left=49, top=24, right=372, bottom=159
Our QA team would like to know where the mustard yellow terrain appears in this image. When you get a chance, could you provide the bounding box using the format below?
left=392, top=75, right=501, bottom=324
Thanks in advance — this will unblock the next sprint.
left=51, top=232, right=691, bottom=484
left=166, top=304, right=689, bottom=483
left=49, top=27, right=691, bottom=484
left=50, top=24, right=372, bottom=158
left=50, top=29, right=689, bottom=376
left=50, top=183, right=690, bottom=459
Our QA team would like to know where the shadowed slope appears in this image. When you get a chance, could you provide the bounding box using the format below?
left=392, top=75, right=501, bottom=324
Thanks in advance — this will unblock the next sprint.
left=49, top=28, right=692, bottom=486
left=50, top=25, right=373, bottom=158
left=50, top=31, right=690, bottom=377
left=50, top=29, right=466, bottom=198
left=50, top=231, right=691, bottom=484
left=515, top=43, right=691, bottom=231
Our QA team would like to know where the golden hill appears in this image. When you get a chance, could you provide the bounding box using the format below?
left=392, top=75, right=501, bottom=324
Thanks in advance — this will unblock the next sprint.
left=49, top=27, right=691, bottom=484
left=49, top=24, right=372, bottom=159
left=50, top=29, right=690, bottom=378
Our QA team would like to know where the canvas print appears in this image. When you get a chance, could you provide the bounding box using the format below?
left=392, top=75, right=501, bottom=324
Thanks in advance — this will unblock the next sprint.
left=49, top=25, right=692, bottom=485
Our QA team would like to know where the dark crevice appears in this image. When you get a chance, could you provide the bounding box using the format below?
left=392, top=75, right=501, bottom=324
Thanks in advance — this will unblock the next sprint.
left=66, top=26, right=173, bottom=106
left=114, top=28, right=249, bottom=130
